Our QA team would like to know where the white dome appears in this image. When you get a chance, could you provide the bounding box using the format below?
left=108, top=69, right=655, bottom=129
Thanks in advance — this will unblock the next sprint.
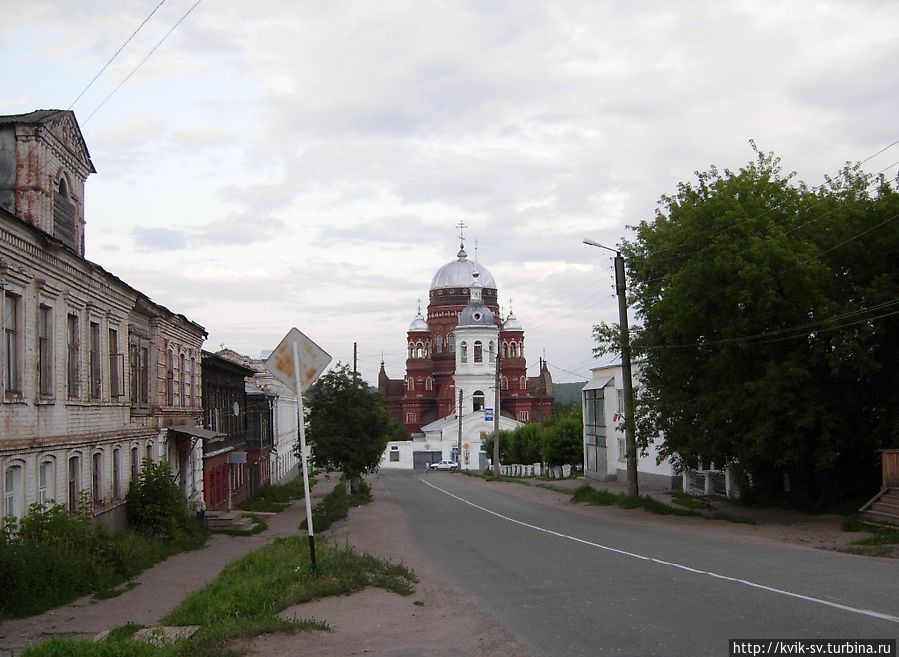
left=408, top=314, right=429, bottom=332
left=503, top=312, right=523, bottom=331
left=430, top=247, right=497, bottom=290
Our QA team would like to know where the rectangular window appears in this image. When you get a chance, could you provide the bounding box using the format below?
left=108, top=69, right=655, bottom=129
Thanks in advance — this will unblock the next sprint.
left=4, top=294, right=20, bottom=393
left=166, top=350, right=174, bottom=406
left=179, top=353, right=186, bottom=406
left=89, top=321, right=101, bottom=399
left=129, top=334, right=150, bottom=412
left=389, top=451, right=400, bottom=462
left=108, top=328, right=123, bottom=398
left=618, top=436, right=627, bottom=463
left=617, top=389, right=625, bottom=413
left=67, top=314, right=79, bottom=398
left=518, top=411, right=529, bottom=422
left=38, top=305, right=53, bottom=396
left=583, top=388, right=606, bottom=448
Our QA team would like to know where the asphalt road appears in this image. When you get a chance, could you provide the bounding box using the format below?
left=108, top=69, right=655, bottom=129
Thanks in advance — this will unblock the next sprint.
left=380, top=471, right=899, bottom=657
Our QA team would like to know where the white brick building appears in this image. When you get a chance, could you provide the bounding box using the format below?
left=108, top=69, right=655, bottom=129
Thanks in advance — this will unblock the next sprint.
left=1, top=110, right=207, bottom=530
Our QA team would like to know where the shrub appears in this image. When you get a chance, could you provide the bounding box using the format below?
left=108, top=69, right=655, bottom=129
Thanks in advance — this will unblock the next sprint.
left=126, top=460, right=203, bottom=548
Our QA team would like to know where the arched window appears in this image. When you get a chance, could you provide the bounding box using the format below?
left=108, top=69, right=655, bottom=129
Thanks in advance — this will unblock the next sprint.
left=501, top=342, right=508, bottom=358
left=474, top=340, right=483, bottom=363
left=407, top=378, right=415, bottom=391
left=415, top=341, right=424, bottom=358
left=448, top=333, right=456, bottom=353
left=408, top=342, right=414, bottom=359
left=53, top=176, right=76, bottom=250
left=472, top=390, right=485, bottom=412
left=131, top=445, right=140, bottom=480
left=489, top=341, right=495, bottom=363
left=425, top=377, right=433, bottom=391
left=501, top=376, right=509, bottom=391
left=68, top=454, right=81, bottom=513
left=435, top=334, right=443, bottom=353
left=520, top=376, right=527, bottom=390
left=146, top=442, right=154, bottom=464
left=92, top=451, right=104, bottom=506
left=4, top=463, right=24, bottom=519
left=38, top=457, right=56, bottom=506
left=112, top=448, right=122, bottom=500
left=460, top=341, right=468, bottom=363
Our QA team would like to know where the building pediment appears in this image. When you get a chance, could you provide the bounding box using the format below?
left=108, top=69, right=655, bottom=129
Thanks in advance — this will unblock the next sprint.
left=44, top=111, right=96, bottom=176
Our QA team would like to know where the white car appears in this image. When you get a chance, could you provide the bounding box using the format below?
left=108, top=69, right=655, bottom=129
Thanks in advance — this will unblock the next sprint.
left=429, top=459, right=458, bottom=471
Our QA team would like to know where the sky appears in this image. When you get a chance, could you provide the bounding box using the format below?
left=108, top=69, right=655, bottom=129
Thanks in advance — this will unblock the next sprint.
left=2, top=1, right=898, bottom=386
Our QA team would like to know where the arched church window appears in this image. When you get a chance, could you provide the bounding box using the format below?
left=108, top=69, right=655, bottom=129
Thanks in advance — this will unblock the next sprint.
left=435, top=334, right=443, bottom=353
left=425, top=377, right=433, bottom=391
left=501, top=342, right=508, bottom=358
left=53, top=176, right=77, bottom=250
left=488, top=341, right=495, bottom=363
left=408, top=342, right=414, bottom=359
left=415, top=341, right=424, bottom=358
left=460, top=341, right=468, bottom=363
left=519, top=376, right=527, bottom=390
left=407, top=378, right=415, bottom=391
left=448, top=333, right=455, bottom=353
left=473, top=390, right=485, bottom=412
left=474, top=341, right=483, bottom=363
left=501, top=376, right=508, bottom=391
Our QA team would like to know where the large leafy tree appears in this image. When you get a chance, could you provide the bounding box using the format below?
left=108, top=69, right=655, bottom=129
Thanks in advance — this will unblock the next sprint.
left=303, top=364, right=393, bottom=491
left=595, top=146, right=899, bottom=507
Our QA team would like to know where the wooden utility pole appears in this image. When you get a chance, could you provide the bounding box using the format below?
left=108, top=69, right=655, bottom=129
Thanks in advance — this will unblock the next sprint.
left=457, top=388, right=463, bottom=469
left=613, top=253, right=639, bottom=497
left=493, top=348, right=501, bottom=476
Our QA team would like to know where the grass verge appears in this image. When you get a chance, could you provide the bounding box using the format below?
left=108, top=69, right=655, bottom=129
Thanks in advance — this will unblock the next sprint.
left=570, top=485, right=698, bottom=517
left=301, top=479, right=372, bottom=533
left=238, top=476, right=316, bottom=513
left=22, top=537, right=416, bottom=657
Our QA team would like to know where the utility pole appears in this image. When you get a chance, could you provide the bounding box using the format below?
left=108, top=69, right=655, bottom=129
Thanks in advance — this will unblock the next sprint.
left=353, top=342, right=358, bottom=378
left=584, top=238, right=639, bottom=497
left=457, top=388, right=463, bottom=470
left=493, top=347, right=501, bottom=476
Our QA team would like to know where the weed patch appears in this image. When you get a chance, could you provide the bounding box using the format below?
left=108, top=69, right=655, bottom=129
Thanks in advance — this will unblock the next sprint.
left=301, top=480, right=371, bottom=533
left=671, top=491, right=713, bottom=510
left=238, top=477, right=315, bottom=513
left=570, top=485, right=698, bottom=517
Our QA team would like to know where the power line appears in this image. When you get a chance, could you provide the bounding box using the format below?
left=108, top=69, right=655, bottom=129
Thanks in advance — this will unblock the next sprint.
left=68, top=0, right=168, bottom=110
left=83, top=0, right=203, bottom=125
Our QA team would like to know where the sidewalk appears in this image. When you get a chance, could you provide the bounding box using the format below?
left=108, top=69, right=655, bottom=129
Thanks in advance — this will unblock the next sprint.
left=0, top=477, right=331, bottom=655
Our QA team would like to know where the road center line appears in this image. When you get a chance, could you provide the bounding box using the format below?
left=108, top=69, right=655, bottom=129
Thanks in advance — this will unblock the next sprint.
left=419, top=478, right=899, bottom=625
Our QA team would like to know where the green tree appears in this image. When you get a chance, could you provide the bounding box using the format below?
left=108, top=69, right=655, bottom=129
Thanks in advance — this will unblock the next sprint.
left=481, top=430, right=512, bottom=466
left=594, top=145, right=899, bottom=507
left=304, top=364, right=392, bottom=492
left=541, top=415, right=584, bottom=468
left=505, top=423, right=543, bottom=465
left=126, top=460, right=202, bottom=547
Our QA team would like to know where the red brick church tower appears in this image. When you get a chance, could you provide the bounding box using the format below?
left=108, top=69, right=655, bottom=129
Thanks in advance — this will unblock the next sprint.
left=379, top=232, right=553, bottom=436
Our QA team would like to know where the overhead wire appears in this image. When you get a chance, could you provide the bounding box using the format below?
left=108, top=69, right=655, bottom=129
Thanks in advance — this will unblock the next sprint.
left=83, top=0, right=203, bottom=125
left=68, top=0, right=168, bottom=110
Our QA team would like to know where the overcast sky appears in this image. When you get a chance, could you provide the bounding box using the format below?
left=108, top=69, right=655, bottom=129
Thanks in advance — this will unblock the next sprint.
left=2, top=1, right=897, bottom=385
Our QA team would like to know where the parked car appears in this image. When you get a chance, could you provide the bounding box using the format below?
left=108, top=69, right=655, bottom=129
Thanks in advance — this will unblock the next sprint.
left=429, top=459, right=458, bottom=471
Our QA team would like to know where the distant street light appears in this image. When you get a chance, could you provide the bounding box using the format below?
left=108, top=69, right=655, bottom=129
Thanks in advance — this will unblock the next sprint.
left=583, top=238, right=639, bottom=497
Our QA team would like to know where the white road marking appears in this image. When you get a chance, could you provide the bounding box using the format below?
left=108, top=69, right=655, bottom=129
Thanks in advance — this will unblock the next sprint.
left=419, top=478, right=899, bottom=625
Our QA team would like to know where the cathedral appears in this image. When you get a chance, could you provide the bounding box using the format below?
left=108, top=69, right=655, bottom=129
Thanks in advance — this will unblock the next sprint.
left=378, top=235, right=552, bottom=469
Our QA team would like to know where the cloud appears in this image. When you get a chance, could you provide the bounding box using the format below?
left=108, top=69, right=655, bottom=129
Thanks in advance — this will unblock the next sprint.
left=132, top=213, right=289, bottom=251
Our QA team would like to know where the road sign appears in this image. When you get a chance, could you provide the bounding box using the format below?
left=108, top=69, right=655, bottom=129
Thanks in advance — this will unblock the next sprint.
left=485, top=407, right=493, bottom=422
left=264, top=328, right=331, bottom=393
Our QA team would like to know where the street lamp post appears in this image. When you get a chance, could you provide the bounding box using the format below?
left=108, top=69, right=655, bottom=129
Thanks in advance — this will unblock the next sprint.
left=583, top=238, right=639, bottom=497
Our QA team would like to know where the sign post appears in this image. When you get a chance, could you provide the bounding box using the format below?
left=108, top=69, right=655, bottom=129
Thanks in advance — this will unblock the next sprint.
left=264, top=328, right=331, bottom=574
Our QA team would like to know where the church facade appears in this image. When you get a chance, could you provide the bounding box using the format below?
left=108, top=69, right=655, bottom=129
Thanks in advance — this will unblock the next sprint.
left=378, top=239, right=552, bottom=469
